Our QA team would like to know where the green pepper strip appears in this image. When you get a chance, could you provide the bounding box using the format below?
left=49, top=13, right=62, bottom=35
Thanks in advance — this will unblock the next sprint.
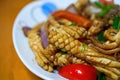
left=99, top=4, right=114, bottom=17
left=118, top=20, right=120, bottom=30
left=81, top=43, right=86, bottom=53
left=59, top=50, right=67, bottom=55
left=97, top=31, right=106, bottom=42
left=94, top=1, right=105, bottom=8
left=112, top=16, right=120, bottom=30
left=69, top=22, right=76, bottom=26
left=97, top=71, right=106, bottom=80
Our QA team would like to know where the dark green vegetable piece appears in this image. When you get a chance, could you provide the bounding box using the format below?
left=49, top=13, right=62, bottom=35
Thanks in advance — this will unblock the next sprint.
left=99, top=4, right=114, bottom=17
left=69, top=22, right=76, bottom=26
left=97, top=71, right=106, bottom=80
left=118, top=20, right=120, bottom=30
left=59, top=50, right=67, bottom=55
left=94, top=1, right=105, bottom=8
left=97, top=31, right=106, bottom=42
left=112, top=16, right=120, bottom=30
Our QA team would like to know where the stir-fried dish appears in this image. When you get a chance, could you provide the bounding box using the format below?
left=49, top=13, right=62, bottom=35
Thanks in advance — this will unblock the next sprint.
left=23, top=0, right=120, bottom=80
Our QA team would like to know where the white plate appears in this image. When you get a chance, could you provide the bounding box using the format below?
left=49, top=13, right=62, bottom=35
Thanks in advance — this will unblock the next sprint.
left=12, top=0, right=119, bottom=80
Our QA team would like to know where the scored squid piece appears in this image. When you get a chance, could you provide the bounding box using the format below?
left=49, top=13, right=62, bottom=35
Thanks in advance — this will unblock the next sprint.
left=53, top=53, right=86, bottom=67
left=28, top=24, right=54, bottom=72
left=44, top=44, right=57, bottom=62
left=48, top=17, right=87, bottom=39
left=48, top=31, right=120, bottom=68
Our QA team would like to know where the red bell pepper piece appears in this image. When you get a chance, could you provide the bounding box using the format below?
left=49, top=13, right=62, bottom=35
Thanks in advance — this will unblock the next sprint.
left=52, top=10, right=91, bottom=28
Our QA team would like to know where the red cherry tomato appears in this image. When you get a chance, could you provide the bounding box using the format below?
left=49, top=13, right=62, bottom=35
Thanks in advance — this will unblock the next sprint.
left=58, top=64, right=98, bottom=80
left=99, top=0, right=114, bottom=5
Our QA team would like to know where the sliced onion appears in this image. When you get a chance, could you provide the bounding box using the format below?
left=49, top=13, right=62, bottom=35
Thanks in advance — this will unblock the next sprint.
left=89, top=5, right=101, bottom=13
left=22, top=26, right=31, bottom=37
left=66, top=4, right=78, bottom=14
left=40, top=24, right=49, bottom=48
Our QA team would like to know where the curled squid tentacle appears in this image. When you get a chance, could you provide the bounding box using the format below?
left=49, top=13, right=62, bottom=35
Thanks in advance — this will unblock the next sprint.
left=104, top=28, right=120, bottom=45
left=104, top=28, right=118, bottom=41
left=93, top=46, right=120, bottom=55
left=94, top=65, right=120, bottom=80
left=114, top=31, right=120, bottom=45
left=89, top=37, right=118, bottom=50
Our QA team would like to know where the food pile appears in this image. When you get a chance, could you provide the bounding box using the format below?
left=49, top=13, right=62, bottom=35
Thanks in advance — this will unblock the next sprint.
left=23, top=0, right=120, bottom=80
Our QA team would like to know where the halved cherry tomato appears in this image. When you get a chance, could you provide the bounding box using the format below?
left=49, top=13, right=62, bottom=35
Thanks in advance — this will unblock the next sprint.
left=99, top=0, right=114, bottom=5
left=59, top=64, right=98, bottom=80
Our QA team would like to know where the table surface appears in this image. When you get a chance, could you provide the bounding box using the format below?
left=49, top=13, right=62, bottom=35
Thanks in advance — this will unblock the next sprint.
left=0, top=0, right=42, bottom=80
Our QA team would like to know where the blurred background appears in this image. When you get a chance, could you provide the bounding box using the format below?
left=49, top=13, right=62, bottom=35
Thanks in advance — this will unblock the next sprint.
left=0, top=0, right=42, bottom=80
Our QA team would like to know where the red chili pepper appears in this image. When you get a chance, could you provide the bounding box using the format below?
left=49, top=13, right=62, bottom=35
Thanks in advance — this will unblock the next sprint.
left=52, top=10, right=91, bottom=28
left=99, top=0, right=114, bottom=5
